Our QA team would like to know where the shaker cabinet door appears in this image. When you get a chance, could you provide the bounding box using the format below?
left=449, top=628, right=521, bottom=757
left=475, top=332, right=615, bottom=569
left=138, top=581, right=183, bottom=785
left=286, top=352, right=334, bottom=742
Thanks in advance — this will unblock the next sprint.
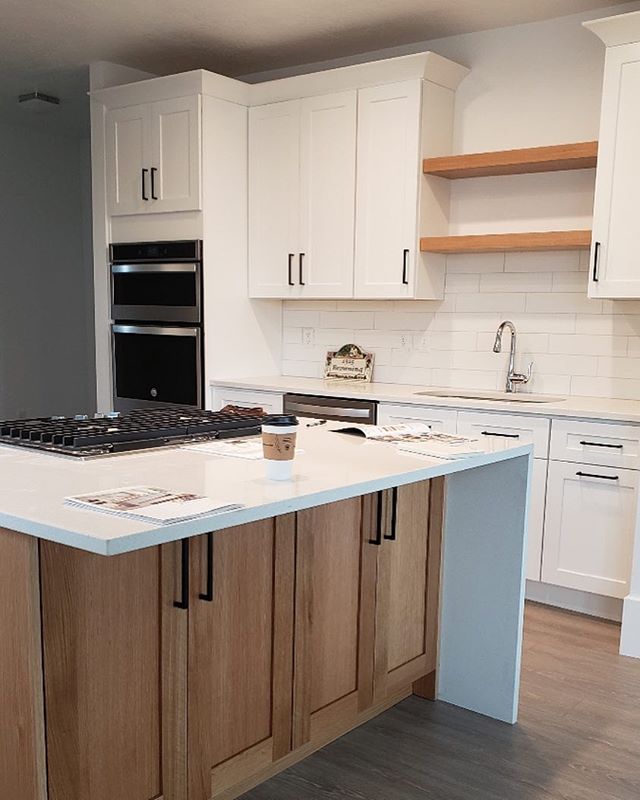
left=248, top=100, right=301, bottom=298
left=298, top=91, right=357, bottom=297
left=149, top=95, right=202, bottom=213
left=292, top=496, right=377, bottom=749
left=187, top=519, right=296, bottom=800
left=105, top=103, right=150, bottom=216
left=542, top=460, right=637, bottom=597
left=373, top=480, right=442, bottom=701
left=590, top=43, right=640, bottom=298
left=40, top=541, right=184, bottom=800
left=354, top=80, right=422, bottom=298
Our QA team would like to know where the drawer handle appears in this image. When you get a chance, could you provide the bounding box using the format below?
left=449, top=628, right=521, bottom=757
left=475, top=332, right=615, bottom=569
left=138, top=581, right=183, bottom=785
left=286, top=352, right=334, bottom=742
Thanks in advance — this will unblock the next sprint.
left=579, top=440, right=623, bottom=450
left=481, top=431, right=520, bottom=439
left=576, top=471, right=619, bottom=481
left=198, top=532, right=214, bottom=602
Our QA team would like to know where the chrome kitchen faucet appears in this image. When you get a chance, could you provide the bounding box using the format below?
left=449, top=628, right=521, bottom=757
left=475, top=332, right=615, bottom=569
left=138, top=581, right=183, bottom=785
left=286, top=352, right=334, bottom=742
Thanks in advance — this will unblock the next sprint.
left=493, top=320, right=533, bottom=393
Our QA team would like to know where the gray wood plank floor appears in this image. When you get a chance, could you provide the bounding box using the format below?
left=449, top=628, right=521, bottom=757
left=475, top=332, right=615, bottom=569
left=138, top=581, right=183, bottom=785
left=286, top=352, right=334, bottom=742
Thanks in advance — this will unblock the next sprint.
left=242, top=602, right=640, bottom=800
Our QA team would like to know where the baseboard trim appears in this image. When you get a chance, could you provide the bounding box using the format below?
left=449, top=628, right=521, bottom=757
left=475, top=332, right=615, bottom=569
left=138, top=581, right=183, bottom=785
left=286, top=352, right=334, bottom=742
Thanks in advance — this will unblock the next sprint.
left=526, top=580, right=623, bottom=622
left=620, top=594, right=640, bottom=659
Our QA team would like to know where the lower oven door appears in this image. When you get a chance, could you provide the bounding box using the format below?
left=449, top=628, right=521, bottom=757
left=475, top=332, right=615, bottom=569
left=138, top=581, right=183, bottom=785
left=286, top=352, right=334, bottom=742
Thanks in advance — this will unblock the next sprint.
left=112, top=324, right=202, bottom=411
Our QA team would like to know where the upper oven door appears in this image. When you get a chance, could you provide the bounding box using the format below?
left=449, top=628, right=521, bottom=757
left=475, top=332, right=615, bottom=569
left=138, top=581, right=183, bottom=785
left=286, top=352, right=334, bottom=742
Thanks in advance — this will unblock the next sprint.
left=111, top=262, right=201, bottom=323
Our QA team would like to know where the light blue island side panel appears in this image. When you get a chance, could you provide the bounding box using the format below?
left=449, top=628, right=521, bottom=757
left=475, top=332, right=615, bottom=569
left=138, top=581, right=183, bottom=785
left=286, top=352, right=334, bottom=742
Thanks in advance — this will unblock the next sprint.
left=437, top=452, right=531, bottom=724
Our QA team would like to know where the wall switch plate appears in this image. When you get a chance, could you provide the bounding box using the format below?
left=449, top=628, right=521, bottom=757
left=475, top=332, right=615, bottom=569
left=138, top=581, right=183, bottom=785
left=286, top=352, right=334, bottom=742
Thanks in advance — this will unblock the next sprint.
left=302, top=328, right=316, bottom=346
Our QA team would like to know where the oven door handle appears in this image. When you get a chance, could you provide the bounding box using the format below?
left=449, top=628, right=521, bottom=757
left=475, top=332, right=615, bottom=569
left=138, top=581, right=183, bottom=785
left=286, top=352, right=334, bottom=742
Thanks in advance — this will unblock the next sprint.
left=111, top=263, right=198, bottom=274
left=112, top=324, right=200, bottom=337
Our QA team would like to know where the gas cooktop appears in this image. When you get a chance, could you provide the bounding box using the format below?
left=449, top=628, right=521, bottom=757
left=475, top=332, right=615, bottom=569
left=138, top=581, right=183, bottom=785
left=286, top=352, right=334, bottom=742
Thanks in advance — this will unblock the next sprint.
left=0, top=407, right=265, bottom=459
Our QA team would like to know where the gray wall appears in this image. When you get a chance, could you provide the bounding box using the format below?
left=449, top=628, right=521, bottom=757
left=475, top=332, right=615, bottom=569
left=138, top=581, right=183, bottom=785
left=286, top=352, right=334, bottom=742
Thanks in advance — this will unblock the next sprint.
left=0, top=114, right=96, bottom=418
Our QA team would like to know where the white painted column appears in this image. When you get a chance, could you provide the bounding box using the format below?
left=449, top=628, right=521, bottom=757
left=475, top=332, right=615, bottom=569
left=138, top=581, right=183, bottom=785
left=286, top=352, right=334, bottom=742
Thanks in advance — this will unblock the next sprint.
left=437, top=452, right=530, bottom=724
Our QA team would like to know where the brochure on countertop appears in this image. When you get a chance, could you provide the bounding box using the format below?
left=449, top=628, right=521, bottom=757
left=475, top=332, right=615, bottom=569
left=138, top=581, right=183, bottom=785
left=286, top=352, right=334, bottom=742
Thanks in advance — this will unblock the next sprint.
left=333, top=422, right=484, bottom=459
left=183, top=439, right=264, bottom=459
left=65, top=486, right=243, bottom=524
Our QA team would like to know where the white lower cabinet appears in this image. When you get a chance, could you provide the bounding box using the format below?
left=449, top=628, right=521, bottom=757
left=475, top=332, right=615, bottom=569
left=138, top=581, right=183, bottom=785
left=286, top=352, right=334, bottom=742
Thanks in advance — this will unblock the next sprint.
left=525, top=459, right=548, bottom=582
left=542, top=460, right=637, bottom=598
left=377, top=402, right=457, bottom=433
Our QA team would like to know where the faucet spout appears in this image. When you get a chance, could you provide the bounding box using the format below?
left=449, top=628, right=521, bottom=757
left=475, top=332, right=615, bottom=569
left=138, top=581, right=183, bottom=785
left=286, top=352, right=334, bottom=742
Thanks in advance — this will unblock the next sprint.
left=492, top=320, right=532, bottom=393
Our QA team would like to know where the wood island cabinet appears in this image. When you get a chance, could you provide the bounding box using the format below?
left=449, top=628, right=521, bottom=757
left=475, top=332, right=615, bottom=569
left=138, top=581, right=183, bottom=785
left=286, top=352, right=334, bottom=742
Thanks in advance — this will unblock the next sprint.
left=0, top=480, right=443, bottom=800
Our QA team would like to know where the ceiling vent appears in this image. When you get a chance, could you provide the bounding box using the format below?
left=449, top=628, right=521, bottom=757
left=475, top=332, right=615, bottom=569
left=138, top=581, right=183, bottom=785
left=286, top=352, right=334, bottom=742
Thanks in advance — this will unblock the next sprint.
left=18, top=91, right=61, bottom=111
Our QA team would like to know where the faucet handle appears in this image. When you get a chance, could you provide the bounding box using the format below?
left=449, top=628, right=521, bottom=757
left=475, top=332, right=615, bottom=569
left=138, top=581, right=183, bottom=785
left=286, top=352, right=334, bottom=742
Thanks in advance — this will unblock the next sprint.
left=511, top=361, right=534, bottom=386
left=525, top=360, right=534, bottom=382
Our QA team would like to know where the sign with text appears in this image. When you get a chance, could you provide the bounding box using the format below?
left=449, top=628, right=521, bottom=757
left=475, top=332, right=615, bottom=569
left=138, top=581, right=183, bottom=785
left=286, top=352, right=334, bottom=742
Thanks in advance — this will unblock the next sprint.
left=324, top=344, right=374, bottom=382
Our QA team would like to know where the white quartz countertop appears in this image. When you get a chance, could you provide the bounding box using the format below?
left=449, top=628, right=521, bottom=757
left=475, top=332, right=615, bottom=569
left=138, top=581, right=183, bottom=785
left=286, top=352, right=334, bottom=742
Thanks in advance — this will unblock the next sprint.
left=0, top=424, right=530, bottom=556
left=211, top=376, right=640, bottom=425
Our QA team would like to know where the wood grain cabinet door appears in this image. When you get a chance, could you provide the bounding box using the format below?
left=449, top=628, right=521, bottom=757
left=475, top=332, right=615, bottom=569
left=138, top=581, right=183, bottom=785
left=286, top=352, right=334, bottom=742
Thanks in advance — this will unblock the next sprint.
left=374, top=479, right=444, bottom=701
left=292, top=496, right=378, bottom=750
left=0, top=530, right=47, bottom=800
left=187, top=518, right=296, bottom=800
left=40, top=540, right=187, bottom=800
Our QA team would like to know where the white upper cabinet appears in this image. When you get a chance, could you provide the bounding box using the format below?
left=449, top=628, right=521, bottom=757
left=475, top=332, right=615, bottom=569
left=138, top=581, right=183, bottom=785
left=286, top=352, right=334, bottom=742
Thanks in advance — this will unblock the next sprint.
left=249, top=92, right=357, bottom=298
left=106, top=96, right=201, bottom=217
left=106, top=104, right=149, bottom=216
left=248, top=100, right=301, bottom=298
left=298, top=92, right=357, bottom=297
left=149, top=96, right=201, bottom=214
left=587, top=16, right=640, bottom=298
left=354, top=81, right=422, bottom=299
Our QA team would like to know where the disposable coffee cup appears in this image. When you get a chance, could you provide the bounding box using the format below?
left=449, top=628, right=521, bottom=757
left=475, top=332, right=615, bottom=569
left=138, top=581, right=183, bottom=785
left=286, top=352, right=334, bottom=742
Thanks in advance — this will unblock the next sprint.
left=262, top=414, right=299, bottom=480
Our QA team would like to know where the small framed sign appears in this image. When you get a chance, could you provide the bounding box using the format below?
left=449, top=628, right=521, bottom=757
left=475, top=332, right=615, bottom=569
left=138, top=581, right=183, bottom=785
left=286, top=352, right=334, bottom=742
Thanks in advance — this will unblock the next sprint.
left=324, top=343, right=374, bottom=383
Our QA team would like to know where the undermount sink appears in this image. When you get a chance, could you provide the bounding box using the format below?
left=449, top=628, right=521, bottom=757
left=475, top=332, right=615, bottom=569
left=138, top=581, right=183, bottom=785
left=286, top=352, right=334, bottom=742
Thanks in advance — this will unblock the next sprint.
left=414, top=388, right=563, bottom=404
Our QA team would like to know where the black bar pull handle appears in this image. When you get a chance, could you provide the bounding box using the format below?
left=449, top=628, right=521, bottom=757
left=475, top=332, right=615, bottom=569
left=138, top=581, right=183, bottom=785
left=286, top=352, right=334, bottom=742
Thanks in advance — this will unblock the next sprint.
left=579, top=440, right=623, bottom=449
left=592, top=241, right=601, bottom=282
left=369, top=491, right=383, bottom=545
left=481, top=431, right=520, bottom=439
left=402, top=249, right=410, bottom=285
left=384, top=487, right=398, bottom=541
left=173, top=538, right=190, bottom=610
left=299, top=253, right=305, bottom=286
left=141, top=168, right=149, bottom=201
left=150, top=167, right=158, bottom=200
left=288, top=253, right=295, bottom=286
left=198, top=532, right=214, bottom=602
left=576, top=471, right=619, bottom=481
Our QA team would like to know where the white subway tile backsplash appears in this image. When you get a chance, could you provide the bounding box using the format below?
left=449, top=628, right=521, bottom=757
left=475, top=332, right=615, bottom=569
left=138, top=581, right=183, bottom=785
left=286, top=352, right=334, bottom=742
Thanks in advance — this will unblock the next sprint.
left=549, top=334, right=628, bottom=357
left=505, top=251, right=581, bottom=273
left=280, top=253, right=640, bottom=400
left=525, top=293, right=602, bottom=314
left=319, top=311, right=374, bottom=329
left=455, top=293, right=527, bottom=313
left=480, top=272, right=553, bottom=294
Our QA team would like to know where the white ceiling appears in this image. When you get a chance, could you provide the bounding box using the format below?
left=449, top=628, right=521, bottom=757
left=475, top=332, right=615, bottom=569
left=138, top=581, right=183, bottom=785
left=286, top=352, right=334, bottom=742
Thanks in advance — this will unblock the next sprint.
left=0, top=0, right=633, bottom=134
left=1, top=0, right=634, bottom=80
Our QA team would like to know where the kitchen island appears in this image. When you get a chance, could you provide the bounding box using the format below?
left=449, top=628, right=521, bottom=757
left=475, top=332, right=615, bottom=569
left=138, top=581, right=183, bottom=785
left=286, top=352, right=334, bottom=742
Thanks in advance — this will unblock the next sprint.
left=0, top=424, right=532, bottom=800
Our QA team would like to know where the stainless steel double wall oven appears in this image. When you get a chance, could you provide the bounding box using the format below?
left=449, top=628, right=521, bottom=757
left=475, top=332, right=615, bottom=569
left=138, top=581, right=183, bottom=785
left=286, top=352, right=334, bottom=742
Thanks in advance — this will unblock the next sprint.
left=110, top=240, right=204, bottom=411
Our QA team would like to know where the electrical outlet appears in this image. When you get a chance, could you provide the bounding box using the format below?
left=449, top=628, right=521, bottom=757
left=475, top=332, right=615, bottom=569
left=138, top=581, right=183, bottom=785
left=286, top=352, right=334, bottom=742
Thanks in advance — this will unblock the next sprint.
left=302, top=327, right=315, bottom=346
left=399, top=334, right=411, bottom=350
left=419, top=333, right=429, bottom=349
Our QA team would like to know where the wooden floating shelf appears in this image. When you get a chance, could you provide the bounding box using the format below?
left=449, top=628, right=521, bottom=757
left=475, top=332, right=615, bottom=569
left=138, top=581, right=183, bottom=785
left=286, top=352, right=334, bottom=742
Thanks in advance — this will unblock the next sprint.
left=423, top=141, right=598, bottom=179
left=420, top=230, right=592, bottom=254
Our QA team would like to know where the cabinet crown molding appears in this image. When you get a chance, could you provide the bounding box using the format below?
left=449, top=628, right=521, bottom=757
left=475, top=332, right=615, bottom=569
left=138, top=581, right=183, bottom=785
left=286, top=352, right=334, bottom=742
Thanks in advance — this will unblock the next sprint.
left=584, top=10, right=640, bottom=47
left=90, top=52, right=469, bottom=111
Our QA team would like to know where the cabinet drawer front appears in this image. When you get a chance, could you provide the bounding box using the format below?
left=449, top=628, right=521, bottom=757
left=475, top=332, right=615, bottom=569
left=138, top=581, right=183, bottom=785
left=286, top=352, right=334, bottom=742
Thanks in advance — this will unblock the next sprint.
left=541, top=460, right=637, bottom=598
left=456, top=411, right=550, bottom=458
left=551, top=419, right=640, bottom=469
left=377, top=403, right=457, bottom=433
left=210, top=387, right=283, bottom=414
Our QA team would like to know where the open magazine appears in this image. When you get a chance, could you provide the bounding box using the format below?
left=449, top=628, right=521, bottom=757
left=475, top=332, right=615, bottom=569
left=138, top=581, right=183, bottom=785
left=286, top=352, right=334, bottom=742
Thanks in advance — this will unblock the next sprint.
left=333, top=422, right=484, bottom=459
left=65, top=486, right=243, bottom=524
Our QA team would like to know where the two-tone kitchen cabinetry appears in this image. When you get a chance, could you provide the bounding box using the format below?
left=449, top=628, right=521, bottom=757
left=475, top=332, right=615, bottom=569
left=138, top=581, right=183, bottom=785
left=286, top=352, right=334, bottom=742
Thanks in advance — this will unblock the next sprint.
left=586, top=13, right=640, bottom=298
left=248, top=56, right=468, bottom=301
left=105, top=96, right=201, bottom=216
left=1, top=483, right=441, bottom=800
